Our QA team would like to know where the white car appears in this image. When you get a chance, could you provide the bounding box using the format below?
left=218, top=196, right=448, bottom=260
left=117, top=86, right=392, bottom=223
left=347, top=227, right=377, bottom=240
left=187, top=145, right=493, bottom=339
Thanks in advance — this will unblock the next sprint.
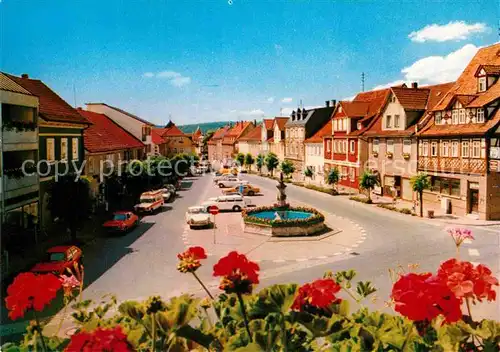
left=185, top=206, right=212, bottom=229
left=216, top=177, right=249, bottom=188
left=213, top=173, right=233, bottom=183
left=202, top=195, right=252, bottom=212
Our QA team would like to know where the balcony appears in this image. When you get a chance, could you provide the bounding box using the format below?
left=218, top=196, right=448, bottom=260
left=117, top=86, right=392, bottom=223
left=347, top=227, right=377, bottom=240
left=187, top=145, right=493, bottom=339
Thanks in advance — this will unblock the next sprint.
left=3, top=129, right=38, bottom=150
left=4, top=174, right=38, bottom=192
left=418, top=156, right=487, bottom=175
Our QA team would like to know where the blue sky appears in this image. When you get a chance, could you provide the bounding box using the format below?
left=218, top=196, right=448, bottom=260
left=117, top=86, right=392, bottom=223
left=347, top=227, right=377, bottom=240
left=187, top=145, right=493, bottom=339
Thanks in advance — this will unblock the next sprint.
left=1, top=0, right=498, bottom=125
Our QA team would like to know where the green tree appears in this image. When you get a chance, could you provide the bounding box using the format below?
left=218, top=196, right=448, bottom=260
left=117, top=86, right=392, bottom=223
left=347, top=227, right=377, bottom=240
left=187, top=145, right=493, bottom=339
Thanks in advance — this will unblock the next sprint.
left=49, top=175, right=92, bottom=242
left=359, top=171, right=380, bottom=204
left=264, top=152, right=279, bottom=177
left=411, top=173, right=431, bottom=217
left=244, top=153, right=255, bottom=171
left=256, top=154, right=265, bottom=174
left=236, top=153, right=245, bottom=168
left=326, top=168, right=340, bottom=193
left=304, top=167, right=313, bottom=180
left=280, top=159, right=295, bottom=178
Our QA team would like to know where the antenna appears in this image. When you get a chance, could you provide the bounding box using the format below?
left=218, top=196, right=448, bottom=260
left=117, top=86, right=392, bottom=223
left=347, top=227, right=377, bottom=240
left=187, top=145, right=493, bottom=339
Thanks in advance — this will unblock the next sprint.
left=73, top=84, right=77, bottom=108
left=280, top=107, right=283, bottom=115
left=361, top=72, right=365, bottom=92
left=300, top=99, right=303, bottom=109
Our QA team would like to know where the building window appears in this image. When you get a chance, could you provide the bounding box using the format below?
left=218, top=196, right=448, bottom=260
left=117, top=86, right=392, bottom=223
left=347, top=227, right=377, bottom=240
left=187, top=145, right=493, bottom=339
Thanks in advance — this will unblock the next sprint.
left=462, top=141, right=469, bottom=158
left=72, top=138, right=79, bottom=160
left=386, top=115, right=392, bottom=128
left=349, top=168, right=355, bottom=181
left=441, top=141, right=449, bottom=157
left=327, top=140, right=331, bottom=153
left=452, top=110, right=458, bottom=124
left=451, top=140, right=459, bottom=157
left=403, top=139, right=411, bottom=154
left=423, top=141, right=429, bottom=157
left=387, top=139, right=394, bottom=153
left=431, top=177, right=460, bottom=196
left=342, top=166, right=347, bottom=180
left=343, top=140, right=347, bottom=153
left=350, top=140, right=355, bottom=154
left=394, top=115, right=400, bottom=128
left=476, top=108, right=485, bottom=123
left=60, top=138, right=68, bottom=161
left=435, top=112, right=442, bottom=125
left=373, top=138, right=379, bottom=153
left=431, top=141, right=438, bottom=156
left=46, top=138, right=55, bottom=162
left=459, top=109, right=466, bottom=124
left=471, top=140, right=481, bottom=158
left=478, top=77, right=486, bottom=92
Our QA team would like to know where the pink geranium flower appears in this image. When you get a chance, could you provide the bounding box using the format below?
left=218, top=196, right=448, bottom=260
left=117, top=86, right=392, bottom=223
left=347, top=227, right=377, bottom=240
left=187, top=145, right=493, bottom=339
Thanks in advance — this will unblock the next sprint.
left=446, top=227, right=474, bottom=248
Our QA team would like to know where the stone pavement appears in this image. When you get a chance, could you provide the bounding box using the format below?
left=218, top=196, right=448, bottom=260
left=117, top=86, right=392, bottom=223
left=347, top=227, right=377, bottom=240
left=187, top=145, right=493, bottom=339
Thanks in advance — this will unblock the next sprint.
left=183, top=179, right=367, bottom=264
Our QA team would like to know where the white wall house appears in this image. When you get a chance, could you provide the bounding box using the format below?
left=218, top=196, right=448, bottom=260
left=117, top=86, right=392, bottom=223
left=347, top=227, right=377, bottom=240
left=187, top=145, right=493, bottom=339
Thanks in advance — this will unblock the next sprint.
left=304, top=142, right=325, bottom=184
left=86, top=103, right=155, bottom=156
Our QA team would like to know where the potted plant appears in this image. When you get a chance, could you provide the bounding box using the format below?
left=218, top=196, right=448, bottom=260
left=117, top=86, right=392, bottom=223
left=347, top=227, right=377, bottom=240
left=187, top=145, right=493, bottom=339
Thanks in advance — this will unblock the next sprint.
left=402, top=152, right=411, bottom=160
left=386, top=151, right=393, bottom=159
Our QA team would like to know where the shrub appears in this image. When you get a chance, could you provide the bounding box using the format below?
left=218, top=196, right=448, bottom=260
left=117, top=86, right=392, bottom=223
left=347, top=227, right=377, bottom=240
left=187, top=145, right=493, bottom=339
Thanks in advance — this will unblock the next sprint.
left=243, top=206, right=325, bottom=228
left=399, top=208, right=413, bottom=215
left=376, top=204, right=415, bottom=216
left=349, top=196, right=371, bottom=204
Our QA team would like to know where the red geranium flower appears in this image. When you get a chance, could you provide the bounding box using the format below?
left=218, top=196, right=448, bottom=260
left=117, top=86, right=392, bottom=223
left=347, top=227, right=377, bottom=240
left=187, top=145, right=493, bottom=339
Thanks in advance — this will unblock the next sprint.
left=5, top=272, right=62, bottom=320
left=177, top=246, right=207, bottom=273
left=292, top=278, right=342, bottom=312
left=391, top=272, right=461, bottom=323
left=213, top=251, right=259, bottom=294
left=437, top=259, right=498, bottom=303
left=65, top=326, right=132, bottom=352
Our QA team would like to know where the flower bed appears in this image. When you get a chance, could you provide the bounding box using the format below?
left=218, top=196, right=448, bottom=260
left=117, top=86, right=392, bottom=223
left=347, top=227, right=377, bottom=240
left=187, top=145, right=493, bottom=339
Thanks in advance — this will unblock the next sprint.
left=377, top=203, right=416, bottom=215
left=3, top=229, right=499, bottom=351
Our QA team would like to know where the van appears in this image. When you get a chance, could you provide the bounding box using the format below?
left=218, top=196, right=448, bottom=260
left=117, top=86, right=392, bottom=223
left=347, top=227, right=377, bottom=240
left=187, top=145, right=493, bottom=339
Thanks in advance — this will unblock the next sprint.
left=202, top=195, right=252, bottom=212
left=134, top=190, right=164, bottom=213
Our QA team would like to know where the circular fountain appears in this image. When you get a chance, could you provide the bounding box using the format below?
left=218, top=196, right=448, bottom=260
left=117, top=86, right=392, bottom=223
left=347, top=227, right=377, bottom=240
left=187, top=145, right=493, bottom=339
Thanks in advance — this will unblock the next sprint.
left=243, top=173, right=326, bottom=237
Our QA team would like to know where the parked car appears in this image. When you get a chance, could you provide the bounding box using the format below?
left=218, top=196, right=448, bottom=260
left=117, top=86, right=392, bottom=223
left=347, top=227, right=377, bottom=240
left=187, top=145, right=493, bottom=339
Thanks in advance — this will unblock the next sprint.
left=163, top=184, right=177, bottom=201
left=223, top=184, right=260, bottom=196
left=160, top=188, right=172, bottom=202
left=31, top=246, right=83, bottom=275
left=202, top=195, right=252, bottom=212
left=217, top=177, right=249, bottom=188
left=185, top=206, right=212, bottom=229
left=103, top=211, right=139, bottom=233
left=134, top=190, right=164, bottom=213
left=213, top=172, right=232, bottom=183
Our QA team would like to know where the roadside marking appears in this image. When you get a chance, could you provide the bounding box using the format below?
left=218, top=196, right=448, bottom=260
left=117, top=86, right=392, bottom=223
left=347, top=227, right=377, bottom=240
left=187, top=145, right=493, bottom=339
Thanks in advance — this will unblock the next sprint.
left=296, top=258, right=308, bottom=262
left=356, top=240, right=364, bottom=244
left=316, top=255, right=328, bottom=259
left=343, top=247, right=352, bottom=252
left=351, top=244, right=359, bottom=248
left=334, top=252, right=342, bottom=256
left=468, top=248, right=480, bottom=257
left=273, top=259, right=286, bottom=263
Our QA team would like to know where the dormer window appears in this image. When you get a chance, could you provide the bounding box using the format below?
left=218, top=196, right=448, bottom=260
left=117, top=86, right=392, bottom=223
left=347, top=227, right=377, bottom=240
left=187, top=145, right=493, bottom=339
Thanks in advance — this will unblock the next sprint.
left=435, top=112, right=442, bottom=125
left=478, top=77, right=487, bottom=92
left=477, top=108, right=485, bottom=123
left=451, top=110, right=458, bottom=124
left=458, top=109, right=466, bottom=124
left=386, top=115, right=392, bottom=128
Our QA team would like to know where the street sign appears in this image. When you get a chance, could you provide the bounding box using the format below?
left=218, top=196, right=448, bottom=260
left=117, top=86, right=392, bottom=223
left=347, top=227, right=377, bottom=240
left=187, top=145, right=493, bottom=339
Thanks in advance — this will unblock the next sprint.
left=208, top=205, right=219, bottom=215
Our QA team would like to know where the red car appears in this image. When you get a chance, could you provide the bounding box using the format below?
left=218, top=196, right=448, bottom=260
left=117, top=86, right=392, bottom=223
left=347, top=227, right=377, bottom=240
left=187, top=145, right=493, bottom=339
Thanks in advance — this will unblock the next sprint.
left=103, top=211, right=139, bottom=233
left=31, top=245, right=83, bottom=275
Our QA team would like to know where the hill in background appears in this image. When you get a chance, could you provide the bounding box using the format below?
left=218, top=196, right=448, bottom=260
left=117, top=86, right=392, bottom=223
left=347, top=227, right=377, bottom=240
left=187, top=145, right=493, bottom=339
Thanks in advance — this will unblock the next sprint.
left=178, top=121, right=235, bottom=134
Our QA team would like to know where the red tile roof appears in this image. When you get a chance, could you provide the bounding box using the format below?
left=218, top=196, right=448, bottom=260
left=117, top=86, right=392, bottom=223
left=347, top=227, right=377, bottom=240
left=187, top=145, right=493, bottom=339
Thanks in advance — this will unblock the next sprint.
left=86, top=103, right=155, bottom=126
left=192, top=127, right=202, bottom=139
left=476, top=64, right=500, bottom=76
left=0, top=73, right=33, bottom=95
left=305, top=120, right=332, bottom=143
left=79, top=109, right=145, bottom=153
left=152, top=129, right=167, bottom=144
left=222, top=121, right=253, bottom=145
left=5, top=73, right=89, bottom=124
left=336, top=101, right=370, bottom=118
left=263, top=119, right=274, bottom=130
left=419, top=109, right=500, bottom=137
left=161, top=124, right=185, bottom=137
left=274, top=117, right=289, bottom=131
left=391, top=86, right=430, bottom=110
left=239, top=124, right=262, bottom=141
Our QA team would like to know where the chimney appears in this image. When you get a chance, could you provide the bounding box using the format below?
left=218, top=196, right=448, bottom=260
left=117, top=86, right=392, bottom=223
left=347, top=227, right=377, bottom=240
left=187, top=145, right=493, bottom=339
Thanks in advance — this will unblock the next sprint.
left=291, top=110, right=296, bottom=121
left=412, top=82, right=418, bottom=89
left=21, top=74, right=29, bottom=79
left=331, top=99, right=336, bottom=107
left=325, top=100, right=330, bottom=107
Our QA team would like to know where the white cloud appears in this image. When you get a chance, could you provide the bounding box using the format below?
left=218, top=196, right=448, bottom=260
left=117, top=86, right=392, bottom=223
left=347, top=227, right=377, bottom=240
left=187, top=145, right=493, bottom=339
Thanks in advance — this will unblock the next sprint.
left=280, top=107, right=294, bottom=116
left=170, top=76, right=191, bottom=87
left=228, top=109, right=265, bottom=117
left=372, top=44, right=479, bottom=89
left=267, top=97, right=275, bottom=103
left=281, top=97, right=293, bottom=103
left=401, top=44, right=479, bottom=83
left=372, top=80, right=406, bottom=90
left=409, top=21, right=488, bottom=43
left=142, top=70, right=191, bottom=87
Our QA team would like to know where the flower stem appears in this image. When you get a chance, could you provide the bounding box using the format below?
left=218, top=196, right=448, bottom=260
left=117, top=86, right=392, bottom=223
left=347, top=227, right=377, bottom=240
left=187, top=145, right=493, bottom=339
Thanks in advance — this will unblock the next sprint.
left=33, top=330, right=38, bottom=352
left=456, top=246, right=460, bottom=260
left=55, top=298, right=70, bottom=336
left=340, top=283, right=363, bottom=307
left=33, top=310, right=47, bottom=352
left=192, top=272, right=214, bottom=300
left=236, top=293, right=253, bottom=343
left=151, top=312, right=157, bottom=352
left=465, top=297, right=473, bottom=319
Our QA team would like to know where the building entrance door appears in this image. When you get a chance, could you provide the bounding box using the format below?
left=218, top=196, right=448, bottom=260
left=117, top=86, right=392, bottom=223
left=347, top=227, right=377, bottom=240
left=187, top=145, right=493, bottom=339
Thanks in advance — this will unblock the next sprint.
left=469, top=189, right=479, bottom=213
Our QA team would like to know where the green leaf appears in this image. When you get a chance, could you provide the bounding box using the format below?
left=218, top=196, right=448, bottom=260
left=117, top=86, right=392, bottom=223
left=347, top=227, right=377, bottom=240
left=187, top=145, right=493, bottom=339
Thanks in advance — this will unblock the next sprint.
left=126, top=327, right=148, bottom=348
left=475, top=319, right=500, bottom=340
left=166, top=294, right=199, bottom=327
left=250, top=284, right=298, bottom=318
left=176, top=325, right=215, bottom=349
left=118, top=301, right=145, bottom=321
left=233, top=342, right=266, bottom=352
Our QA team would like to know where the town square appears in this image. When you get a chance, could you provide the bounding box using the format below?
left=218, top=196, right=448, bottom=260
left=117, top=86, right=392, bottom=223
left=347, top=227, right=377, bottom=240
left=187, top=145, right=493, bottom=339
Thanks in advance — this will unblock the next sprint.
left=1, top=1, right=499, bottom=351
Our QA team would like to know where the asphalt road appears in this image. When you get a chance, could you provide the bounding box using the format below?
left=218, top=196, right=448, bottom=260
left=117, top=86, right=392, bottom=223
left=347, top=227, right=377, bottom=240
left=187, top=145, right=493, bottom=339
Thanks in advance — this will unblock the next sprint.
left=242, top=174, right=500, bottom=320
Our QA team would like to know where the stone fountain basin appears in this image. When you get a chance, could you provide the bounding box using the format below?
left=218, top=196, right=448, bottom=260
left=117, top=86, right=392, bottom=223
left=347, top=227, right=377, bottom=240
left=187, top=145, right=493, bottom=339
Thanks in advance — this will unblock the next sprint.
left=243, top=207, right=326, bottom=237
